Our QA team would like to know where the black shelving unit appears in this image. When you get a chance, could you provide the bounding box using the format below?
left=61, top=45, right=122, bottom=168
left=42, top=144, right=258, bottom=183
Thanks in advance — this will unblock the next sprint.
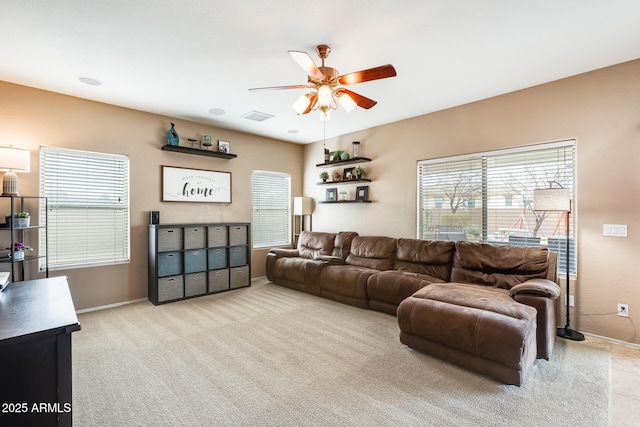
left=0, top=195, right=48, bottom=284
left=148, top=222, right=251, bottom=305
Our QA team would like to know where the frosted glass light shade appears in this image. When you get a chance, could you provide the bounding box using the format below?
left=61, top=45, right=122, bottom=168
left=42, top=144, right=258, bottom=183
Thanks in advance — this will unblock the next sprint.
left=294, top=197, right=313, bottom=215
left=533, top=188, right=570, bottom=211
left=317, top=85, right=332, bottom=106
left=339, top=92, right=357, bottom=113
left=292, top=94, right=311, bottom=115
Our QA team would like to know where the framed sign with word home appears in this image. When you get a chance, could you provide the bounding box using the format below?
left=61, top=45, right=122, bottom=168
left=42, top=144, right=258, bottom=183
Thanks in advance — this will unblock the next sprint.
left=162, top=165, right=231, bottom=203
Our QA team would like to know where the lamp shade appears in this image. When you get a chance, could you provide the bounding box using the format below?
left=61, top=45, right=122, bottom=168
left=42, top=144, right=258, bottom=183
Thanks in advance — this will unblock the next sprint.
left=533, top=188, right=570, bottom=212
left=294, top=197, right=313, bottom=215
left=0, top=146, right=30, bottom=172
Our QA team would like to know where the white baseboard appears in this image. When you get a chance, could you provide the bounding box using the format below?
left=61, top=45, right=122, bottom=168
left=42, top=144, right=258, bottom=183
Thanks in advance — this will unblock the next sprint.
left=76, top=297, right=148, bottom=314
left=583, top=332, right=640, bottom=350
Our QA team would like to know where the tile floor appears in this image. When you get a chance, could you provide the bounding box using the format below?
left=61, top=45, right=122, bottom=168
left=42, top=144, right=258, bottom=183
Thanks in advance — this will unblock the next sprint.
left=610, top=343, right=640, bottom=427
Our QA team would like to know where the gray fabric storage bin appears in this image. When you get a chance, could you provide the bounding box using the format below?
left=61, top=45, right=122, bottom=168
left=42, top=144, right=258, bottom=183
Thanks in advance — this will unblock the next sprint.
left=230, top=266, right=249, bottom=289
left=184, top=249, right=207, bottom=274
left=207, top=225, right=228, bottom=247
left=158, top=251, right=182, bottom=277
left=185, top=272, right=207, bottom=297
left=158, top=228, right=182, bottom=252
left=207, top=247, right=227, bottom=270
left=229, top=225, right=248, bottom=246
left=184, top=226, right=206, bottom=250
left=229, top=246, right=247, bottom=267
left=208, top=269, right=229, bottom=293
left=158, top=275, right=184, bottom=302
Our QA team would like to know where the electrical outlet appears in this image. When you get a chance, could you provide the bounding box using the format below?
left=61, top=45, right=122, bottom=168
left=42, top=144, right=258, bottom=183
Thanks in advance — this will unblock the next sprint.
left=618, top=303, right=629, bottom=317
left=564, top=295, right=574, bottom=307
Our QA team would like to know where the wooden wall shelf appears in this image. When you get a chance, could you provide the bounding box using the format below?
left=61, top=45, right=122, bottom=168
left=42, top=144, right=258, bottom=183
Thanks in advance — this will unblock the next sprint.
left=317, top=178, right=371, bottom=186
left=316, top=157, right=371, bottom=168
left=162, top=144, right=237, bottom=159
left=319, top=200, right=372, bottom=204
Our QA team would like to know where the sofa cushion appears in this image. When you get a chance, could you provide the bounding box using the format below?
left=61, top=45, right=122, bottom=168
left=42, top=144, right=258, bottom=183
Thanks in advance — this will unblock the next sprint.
left=450, top=241, right=550, bottom=289
left=297, top=231, right=336, bottom=259
left=345, top=236, right=397, bottom=271
left=394, top=238, right=455, bottom=281
left=331, top=231, right=359, bottom=260
left=398, top=283, right=537, bottom=369
left=367, top=270, right=445, bottom=313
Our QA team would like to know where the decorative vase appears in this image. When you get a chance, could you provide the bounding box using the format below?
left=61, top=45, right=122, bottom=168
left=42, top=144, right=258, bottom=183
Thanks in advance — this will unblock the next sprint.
left=340, top=152, right=350, bottom=161
left=352, top=141, right=360, bottom=157
left=167, top=123, right=179, bottom=146
left=12, top=251, right=25, bottom=261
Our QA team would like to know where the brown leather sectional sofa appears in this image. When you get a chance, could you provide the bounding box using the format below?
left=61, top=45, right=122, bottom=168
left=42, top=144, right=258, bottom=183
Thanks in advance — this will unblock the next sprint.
left=266, top=231, right=560, bottom=386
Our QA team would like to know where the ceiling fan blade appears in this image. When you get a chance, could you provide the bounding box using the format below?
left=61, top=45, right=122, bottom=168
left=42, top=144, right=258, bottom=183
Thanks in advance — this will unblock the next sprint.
left=339, top=89, right=377, bottom=109
left=302, top=93, right=318, bottom=115
left=288, top=50, right=325, bottom=80
left=338, top=64, right=397, bottom=85
left=249, top=84, right=310, bottom=92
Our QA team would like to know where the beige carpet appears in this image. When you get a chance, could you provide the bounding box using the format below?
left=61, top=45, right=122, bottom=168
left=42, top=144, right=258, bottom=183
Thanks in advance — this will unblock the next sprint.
left=73, top=278, right=610, bottom=426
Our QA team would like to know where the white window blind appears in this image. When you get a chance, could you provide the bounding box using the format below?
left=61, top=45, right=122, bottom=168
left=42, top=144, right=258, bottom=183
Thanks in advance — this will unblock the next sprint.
left=252, top=171, right=291, bottom=248
left=40, top=147, right=130, bottom=269
left=417, top=140, right=576, bottom=274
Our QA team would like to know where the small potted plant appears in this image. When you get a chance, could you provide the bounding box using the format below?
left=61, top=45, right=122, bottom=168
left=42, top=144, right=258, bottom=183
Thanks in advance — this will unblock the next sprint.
left=319, top=171, right=329, bottom=182
left=353, top=166, right=365, bottom=179
left=15, top=212, right=30, bottom=228
left=6, top=242, right=33, bottom=261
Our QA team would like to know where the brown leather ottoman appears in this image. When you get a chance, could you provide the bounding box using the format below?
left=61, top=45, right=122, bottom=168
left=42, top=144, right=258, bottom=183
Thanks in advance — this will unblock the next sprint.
left=397, top=283, right=537, bottom=386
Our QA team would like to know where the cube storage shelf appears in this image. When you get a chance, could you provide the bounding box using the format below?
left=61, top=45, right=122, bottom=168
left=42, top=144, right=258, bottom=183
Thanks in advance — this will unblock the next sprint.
left=148, top=222, right=251, bottom=305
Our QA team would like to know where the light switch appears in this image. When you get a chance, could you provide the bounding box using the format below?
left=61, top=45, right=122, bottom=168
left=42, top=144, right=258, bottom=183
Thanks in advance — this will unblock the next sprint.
left=603, top=224, right=628, bottom=237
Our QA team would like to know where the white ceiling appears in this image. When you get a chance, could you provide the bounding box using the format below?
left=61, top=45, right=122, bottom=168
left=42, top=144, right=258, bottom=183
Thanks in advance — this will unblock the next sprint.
left=2, top=0, right=640, bottom=144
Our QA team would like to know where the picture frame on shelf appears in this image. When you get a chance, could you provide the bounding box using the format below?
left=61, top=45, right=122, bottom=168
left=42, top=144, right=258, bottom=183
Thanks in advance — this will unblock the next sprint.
left=325, top=188, right=337, bottom=202
left=218, top=140, right=230, bottom=153
left=355, top=185, right=369, bottom=201
left=343, top=167, right=355, bottom=180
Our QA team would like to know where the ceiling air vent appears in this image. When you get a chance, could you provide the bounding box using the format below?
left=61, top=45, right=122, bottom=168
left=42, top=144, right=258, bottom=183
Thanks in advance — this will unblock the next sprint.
left=242, top=110, right=274, bottom=122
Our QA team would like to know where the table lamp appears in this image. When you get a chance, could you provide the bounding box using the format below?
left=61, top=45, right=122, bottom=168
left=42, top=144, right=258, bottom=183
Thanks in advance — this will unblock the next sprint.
left=0, top=146, right=30, bottom=196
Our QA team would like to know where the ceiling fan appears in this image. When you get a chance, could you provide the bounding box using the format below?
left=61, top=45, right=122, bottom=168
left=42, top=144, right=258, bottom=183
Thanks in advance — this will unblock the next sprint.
left=249, top=44, right=397, bottom=121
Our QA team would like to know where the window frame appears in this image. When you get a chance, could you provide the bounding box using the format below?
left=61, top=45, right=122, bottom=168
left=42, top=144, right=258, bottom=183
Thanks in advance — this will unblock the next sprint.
left=417, top=139, right=576, bottom=275
left=39, top=146, right=130, bottom=270
left=251, top=170, right=291, bottom=249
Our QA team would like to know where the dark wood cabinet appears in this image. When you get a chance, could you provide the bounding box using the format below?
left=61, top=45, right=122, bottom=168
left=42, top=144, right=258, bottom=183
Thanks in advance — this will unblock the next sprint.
left=0, top=277, right=80, bottom=427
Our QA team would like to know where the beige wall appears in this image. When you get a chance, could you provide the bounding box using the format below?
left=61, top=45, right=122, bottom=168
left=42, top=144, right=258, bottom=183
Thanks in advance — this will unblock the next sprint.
left=3, top=58, right=639, bottom=345
left=303, top=59, right=640, bottom=345
left=0, top=81, right=303, bottom=310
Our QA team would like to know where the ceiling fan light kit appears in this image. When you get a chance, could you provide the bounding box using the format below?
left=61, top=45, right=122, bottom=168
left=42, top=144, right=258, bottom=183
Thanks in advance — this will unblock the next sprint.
left=250, top=44, right=396, bottom=121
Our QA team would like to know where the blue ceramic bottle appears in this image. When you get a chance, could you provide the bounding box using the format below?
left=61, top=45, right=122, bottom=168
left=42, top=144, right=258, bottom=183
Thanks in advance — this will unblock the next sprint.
left=167, top=123, right=179, bottom=146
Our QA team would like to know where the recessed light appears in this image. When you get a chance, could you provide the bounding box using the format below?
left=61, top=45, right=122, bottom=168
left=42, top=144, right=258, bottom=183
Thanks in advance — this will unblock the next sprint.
left=208, top=108, right=226, bottom=116
left=79, top=76, right=101, bottom=86
left=287, top=129, right=299, bottom=134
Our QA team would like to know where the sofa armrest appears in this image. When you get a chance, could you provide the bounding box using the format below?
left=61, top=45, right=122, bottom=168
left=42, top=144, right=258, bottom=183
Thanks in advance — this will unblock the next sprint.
left=510, top=279, right=561, bottom=299
left=269, top=248, right=300, bottom=258
left=315, top=255, right=345, bottom=265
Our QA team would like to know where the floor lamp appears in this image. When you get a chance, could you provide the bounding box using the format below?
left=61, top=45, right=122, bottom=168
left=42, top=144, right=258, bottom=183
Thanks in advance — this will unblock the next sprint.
left=533, top=186, right=584, bottom=341
left=293, top=197, right=313, bottom=246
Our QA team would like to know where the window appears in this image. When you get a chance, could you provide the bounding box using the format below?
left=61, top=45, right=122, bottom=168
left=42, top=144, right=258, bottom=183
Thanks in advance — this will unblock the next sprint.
left=40, top=147, right=130, bottom=269
left=252, top=171, right=291, bottom=248
left=417, top=140, right=576, bottom=274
